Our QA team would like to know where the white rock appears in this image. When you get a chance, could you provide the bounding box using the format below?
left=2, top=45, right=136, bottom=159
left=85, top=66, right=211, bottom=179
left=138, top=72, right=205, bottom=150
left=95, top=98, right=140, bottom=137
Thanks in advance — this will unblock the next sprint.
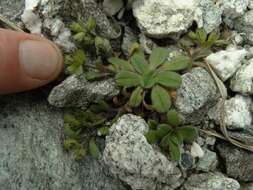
left=230, top=58, right=253, bottom=94
left=132, top=0, right=199, bottom=38
left=217, top=0, right=249, bottom=19
left=206, top=47, right=247, bottom=81
left=21, top=10, right=42, bottom=34
left=103, top=0, right=124, bottom=16
left=190, top=142, right=204, bottom=158
left=103, top=114, right=183, bottom=190
left=208, top=95, right=252, bottom=130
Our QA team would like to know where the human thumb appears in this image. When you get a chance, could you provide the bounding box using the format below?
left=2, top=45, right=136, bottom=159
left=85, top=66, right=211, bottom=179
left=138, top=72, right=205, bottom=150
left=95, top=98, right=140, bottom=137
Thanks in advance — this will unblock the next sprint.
left=0, top=29, right=63, bottom=94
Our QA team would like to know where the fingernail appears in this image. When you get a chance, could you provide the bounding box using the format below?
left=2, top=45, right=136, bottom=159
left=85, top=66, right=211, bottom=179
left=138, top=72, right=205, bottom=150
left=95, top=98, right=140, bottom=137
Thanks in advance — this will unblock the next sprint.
left=19, top=40, right=61, bottom=80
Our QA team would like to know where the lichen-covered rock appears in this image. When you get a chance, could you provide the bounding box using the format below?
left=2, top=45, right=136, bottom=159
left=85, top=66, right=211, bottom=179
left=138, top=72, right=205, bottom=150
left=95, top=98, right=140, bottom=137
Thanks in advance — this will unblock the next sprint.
left=230, top=58, right=253, bottom=94
left=195, top=0, right=222, bottom=33
left=0, top=0, right=24, bottom=22
left=48, top=75, right=119, bottom=108
left=103, top=0, right=124, bottom=16
left=175, top=67, right=219, bottom=124
left=206, top=47, right=247, bottom=81
left=241, top=183, right=253, bottom=190
left=132, top=0, right=198, bottom=38
left=197, top=148, right=218, bottom=172
left=103, top=114, right=183, bottom=190
left=182, top=172, right=240, bottom=190
left=0, top=92, right=127, bottom=190
left=218, top=0, right=249, bottom=19
left=208, top=95, right=252, bottom=130
left=234, top=10, right=253, bottom=45
left=217, top=143, right=253, bottom=182
left=121, top=26, right=138, bottom=56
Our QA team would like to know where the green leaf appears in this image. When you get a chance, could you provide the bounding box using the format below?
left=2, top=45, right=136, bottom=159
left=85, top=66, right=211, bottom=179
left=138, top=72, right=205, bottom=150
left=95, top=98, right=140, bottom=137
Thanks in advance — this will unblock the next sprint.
left=131, top=51, right=149, bottom=74
left=95, top=36, right=112, bottom=55
left=98, top=127, right=110, bottom=136
left=156, top=124, right=172, bottom=139
left=170, top=132, right=181, bottom=145
left=192, top=48, right=212, bottom=61
left=64, top=114, right=81, bottom=127
left=149, top=47, right=169, bottom=69
left=74, top=146, right=87, bottom=160
left=196, top=29, right=207, bottom=45
left=85, top=71, right=108, bottom=81
left=145, top=130, right=157, bottom=144
left=86, top=17, right=96, bottom=32
left=89, top=139, right=100, bottom=159
left=188, top=31, right=197, bottom=40
left=63, top=138, right=80, bottom=150
left=206, top=31, right=218, bottom=47
left=147, top=119, right=158, bottom=130
left=73, top=32, right=85, bottom=42
left=69, top=22, right=83, bottom=33
left=90, top=100, right=110, bottom=112
left=155, top=71, right=182, bottom=89
left=73, top=50, right=86, bottom=66
left=141, top=70, right=156, bottom=89
left=167, top=110, right=181, bottom=126
left=175, top=131, right=183, bottom=145
left=162, top=55, right=189, bottom=71
left=168, top=139, right=181, bottom=161
left=64, top=124, right=80, bottom=139
left=108, top=57, right=133, bottom=71
left=160, top=133, right=171, bottom=147
left=116, top=71, right=142, bottom=87
left=129, top=87, right=143, bottom=107
left=176, top=126, right=198, bottom=143
left=151, top=85, right=171, bottom=113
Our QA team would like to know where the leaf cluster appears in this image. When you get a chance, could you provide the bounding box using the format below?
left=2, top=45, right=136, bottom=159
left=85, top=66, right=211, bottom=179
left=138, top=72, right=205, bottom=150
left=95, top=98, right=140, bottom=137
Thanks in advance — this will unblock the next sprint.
left=108, top=47, right=189, bottom=113
left=65, top=17, right=112, bottom=75
left=145, top=110, right=198, bottom=161
left=63, top=104, right=112, bottom=160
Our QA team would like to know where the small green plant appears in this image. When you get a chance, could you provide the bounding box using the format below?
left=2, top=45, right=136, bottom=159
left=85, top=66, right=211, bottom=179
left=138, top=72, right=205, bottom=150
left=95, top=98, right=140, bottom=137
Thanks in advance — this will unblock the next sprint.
left=108, top=47, right=189, bottom=113
left=63, top=104, right=112, bottom=160
left=65, top=17, right=112, bottom=75
left=145, top=110, right=198, bottom=161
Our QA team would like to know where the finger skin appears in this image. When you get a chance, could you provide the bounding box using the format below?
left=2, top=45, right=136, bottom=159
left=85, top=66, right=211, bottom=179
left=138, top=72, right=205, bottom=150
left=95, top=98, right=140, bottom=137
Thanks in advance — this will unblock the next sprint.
left=0, top=29, right=63, bottom=94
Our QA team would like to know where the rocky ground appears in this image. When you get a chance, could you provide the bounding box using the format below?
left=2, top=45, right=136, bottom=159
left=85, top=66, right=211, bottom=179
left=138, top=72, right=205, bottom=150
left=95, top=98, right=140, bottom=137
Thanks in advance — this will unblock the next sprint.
left=0, top=0, right=253, bottom=190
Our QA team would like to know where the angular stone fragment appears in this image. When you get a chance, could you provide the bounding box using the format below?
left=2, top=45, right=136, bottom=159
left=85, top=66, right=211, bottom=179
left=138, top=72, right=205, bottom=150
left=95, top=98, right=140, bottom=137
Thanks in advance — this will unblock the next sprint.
left=208, top=95, right=252, bottom=130
left=197, top=148, right=218, bottom=172
left=230, top=58, right=253, bottom=95
left=175, top=67, right=219, bottom=123
left=48, top=75, right=119, bottom=108
left=217, top=143, right=253, bottom=182
left=103, top=114, right=183, bottom=190
left=132, top=0, right=198, bottom=38
left=183, top=172, right=240, bottom=190
left=206, top=47, right=247, bottom=81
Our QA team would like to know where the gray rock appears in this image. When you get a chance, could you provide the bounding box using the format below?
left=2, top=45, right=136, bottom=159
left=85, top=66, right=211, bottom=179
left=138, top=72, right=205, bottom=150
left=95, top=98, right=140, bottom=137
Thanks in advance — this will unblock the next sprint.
left=234, top=10, right=253, bottom=45
left=0, top=92, right=127, bottom=190
left=48, top=75, right=119, bottom=108
left=217, top=143, right=253, bottom=181
left=121, top=27, right=138, bottom=56
left=218, top=0, right=249, bottom=19
left=175, top=67, right=219, bottom=124
left=206, top=47, right=247, bottom=81
left=197, top=148, right=218, bottom=172
left=139, top=33, right=157, bottom=54
left=208, top=95, right=252, bottom=130
left=249, top=0, right=253, bottom=9
left=195, top=0, right=222, bottom=33
left=180, top=153, right=195, bottom=170
left=103, top=114, right=183, bottom=190
left=230, top=58, right=253, bottom=95
left=132, top=0, right=198, bottom=38
left=0, top=0, right=24, bottom=22
left=103, top=0, right=124, bottom=16
left=183, top=172, right=240, bottom=190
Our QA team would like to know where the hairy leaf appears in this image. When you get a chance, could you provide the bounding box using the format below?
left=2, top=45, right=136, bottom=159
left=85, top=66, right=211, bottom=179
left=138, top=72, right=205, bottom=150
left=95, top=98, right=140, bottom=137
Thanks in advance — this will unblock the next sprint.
left=156, top=124, right=172, bottom=139
left=64, top=124, right=80, bottom=139
left=176, top=126, right=198, bottom=143
left=196, top=29, right=207, bottom=45
left=167, top=110, right=181, bottom=126
left=145, top=130, right=157, bottom=144
left=206, top=31, right=218, bottom=47
left=155, top=71, right=182, bottom=89
left=162, top=55, right=189, bottom=71
left=63, top=138, right=80, bottom=150
left=86, top=16, right=96, bottom=32
left=85, top=71, right=108, bottom=81
left=89, top=139, right=100, bottom=159
left=147, top=119, right=158, bottom=130
left=151, top=85, right=171, bottom=113
left=129, top=87, right=143, bottom=107
left=168, top=139, right=181, bottom=161
left=69, top=22, right=83, bottom=33
left=74, top=146, right=87, bottom=160
left=108, top=57, right=133, bottom=71
left=131, top=51, right=149, bottom=74
left=98, top=127, right=110, bottom=136
left=116, top=71, right=141, bottom=87
left=64, top=114, right=81, bottom=127
left=149, top=47, right=169, bottom=69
